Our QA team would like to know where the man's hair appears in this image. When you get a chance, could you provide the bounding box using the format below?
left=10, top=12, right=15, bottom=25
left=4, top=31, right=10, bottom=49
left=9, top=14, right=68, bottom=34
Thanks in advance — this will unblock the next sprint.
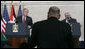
left=23, top=8, right=28, bottom=12
left=65, top=12, right=70, bottom=15
left=48, top=6, right=60, bottom=14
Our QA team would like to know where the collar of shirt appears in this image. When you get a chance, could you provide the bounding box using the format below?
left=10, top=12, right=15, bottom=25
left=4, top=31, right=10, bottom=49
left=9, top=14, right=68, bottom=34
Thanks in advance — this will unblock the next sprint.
left=66, top=17, right=71, bottom=23
left=66, top=19, right=69, bottom=23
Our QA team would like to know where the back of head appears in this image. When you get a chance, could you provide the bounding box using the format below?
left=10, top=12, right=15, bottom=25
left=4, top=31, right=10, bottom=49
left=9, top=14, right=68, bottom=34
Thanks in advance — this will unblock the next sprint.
left=48, top=6, right=60, bottom=19
left=48, top=6, right=60, bottom=14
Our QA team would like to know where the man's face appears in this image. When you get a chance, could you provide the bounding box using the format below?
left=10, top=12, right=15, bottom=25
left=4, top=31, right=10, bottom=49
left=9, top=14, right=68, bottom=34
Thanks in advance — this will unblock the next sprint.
left=23, top=10, right=29, bottom=16
left=65, top=14, right=70, bottom=19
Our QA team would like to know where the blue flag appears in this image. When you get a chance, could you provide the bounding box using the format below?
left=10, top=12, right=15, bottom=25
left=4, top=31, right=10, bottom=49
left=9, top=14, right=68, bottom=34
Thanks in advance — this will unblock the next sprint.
left=17, top=5, right=22, bottom=17
left=3, top=4, right=9, bottom=22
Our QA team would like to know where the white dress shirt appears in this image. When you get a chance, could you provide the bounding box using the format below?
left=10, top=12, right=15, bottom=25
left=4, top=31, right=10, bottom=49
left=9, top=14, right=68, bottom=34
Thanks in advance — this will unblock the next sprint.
left=66, top=19, right=69, bottom=23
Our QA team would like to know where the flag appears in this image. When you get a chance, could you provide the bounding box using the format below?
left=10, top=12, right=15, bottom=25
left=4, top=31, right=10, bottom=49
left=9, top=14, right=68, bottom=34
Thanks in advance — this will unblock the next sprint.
left=1, top=32, right=6, bottom=41
left=1, top=32, right=7, bottom=48
left=17, top=4, right=22, bottom=17
left=1, top=4, right=9, bottom=36
left=9, top=4, right=16, bottom=23
left=1, top=4, right=9, bottom=47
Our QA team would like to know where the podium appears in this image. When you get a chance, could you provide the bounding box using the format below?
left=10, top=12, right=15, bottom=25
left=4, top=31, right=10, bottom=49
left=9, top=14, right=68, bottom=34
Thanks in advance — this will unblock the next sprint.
left=5, top=23, right=30, bottom=48
left=71, top=23, right=81, bottom=38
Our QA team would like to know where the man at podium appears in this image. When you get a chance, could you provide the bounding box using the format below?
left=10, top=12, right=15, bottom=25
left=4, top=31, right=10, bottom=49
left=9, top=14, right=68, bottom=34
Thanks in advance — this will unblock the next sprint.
left=62, top=12, right=81, bottom=48
left=7, top=8, right=33, bottom=48
left=16, top=8, right=33, bottom=29
left=16, top=8, right=33, bottom=46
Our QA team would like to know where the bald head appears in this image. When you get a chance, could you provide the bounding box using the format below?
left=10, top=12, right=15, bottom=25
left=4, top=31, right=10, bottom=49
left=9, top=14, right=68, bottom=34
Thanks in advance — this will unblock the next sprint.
left=48, top=6, right=60, bottom=19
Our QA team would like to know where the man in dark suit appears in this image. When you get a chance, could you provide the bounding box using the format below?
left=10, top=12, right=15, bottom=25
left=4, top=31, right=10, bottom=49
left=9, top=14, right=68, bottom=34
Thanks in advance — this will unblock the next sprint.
left=62, top=12, right=81, bottom=48
left=16, top=8, right=33, bottom=29
left=28, top=6, right=74, bottom=48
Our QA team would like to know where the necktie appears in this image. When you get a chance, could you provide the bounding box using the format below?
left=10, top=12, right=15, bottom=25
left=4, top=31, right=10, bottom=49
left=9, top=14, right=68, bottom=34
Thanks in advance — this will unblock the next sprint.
left=23, top=16, right=25, bottom=24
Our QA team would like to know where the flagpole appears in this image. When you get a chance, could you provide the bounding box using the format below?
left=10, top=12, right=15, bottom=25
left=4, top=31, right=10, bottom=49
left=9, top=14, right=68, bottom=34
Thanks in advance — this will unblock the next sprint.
left=20, top=1, right=22, bottom=9
left=11, top=1, right=13, bottom=6
left=16, top=2, right=19, bottom=17
left=4, top=1, right=6, bottom=4
left=17, top=1, right=22, bottom=17
left=16, top=1, right=22, bottom=17
left=20, top=1, right=21, bottom=8
left=20, top=1, right=21, bottom=3
left=3, top=1, right=6, bottom=17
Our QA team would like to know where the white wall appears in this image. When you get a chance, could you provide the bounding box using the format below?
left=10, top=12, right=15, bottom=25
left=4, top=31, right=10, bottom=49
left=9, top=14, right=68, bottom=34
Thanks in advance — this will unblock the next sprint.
left=1, top=1, right=84, bottom=41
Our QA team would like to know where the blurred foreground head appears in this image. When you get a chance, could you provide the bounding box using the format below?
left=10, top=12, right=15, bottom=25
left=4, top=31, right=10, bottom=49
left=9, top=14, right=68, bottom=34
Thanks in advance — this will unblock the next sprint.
left=48, top=6, right=61, bottom=19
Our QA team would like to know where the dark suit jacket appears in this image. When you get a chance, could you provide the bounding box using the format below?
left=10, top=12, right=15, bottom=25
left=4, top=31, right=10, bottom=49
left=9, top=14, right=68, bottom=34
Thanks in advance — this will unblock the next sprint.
left=16, top=16, right=33, bottom=27
left=62, top=17, right=77, bottom=24
left=28, top=17, right=74, bottom=48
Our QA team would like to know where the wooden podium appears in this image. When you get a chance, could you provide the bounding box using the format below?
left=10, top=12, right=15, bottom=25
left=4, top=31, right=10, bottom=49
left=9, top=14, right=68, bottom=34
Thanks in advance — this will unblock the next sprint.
left=6, top=23, right=30, bottom=48
left=7, top=37, right=25, bottom=48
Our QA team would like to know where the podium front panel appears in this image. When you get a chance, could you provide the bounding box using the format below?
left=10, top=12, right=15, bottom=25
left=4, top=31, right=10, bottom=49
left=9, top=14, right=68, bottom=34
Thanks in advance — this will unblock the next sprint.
left=6, top=23, right=30, bottom=37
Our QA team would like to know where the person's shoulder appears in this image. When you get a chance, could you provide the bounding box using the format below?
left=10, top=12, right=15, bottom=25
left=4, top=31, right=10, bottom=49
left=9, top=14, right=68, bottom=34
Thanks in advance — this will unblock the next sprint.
left=60, top=21, right=70, bottom=27
left=71, top=18, right=76, bottom=20
left=35, top=20, right=47, bottom=24
left=33, top=20, right=47, bottom=26
left=62, top=19, right=66, bottom=22
left=60, top=21, right=71, bottom=31
left=62, top=19, right=66, bottom=23
left=27, top=16, right=32, bottom=19
left=70, top=18, right=77, bottom=23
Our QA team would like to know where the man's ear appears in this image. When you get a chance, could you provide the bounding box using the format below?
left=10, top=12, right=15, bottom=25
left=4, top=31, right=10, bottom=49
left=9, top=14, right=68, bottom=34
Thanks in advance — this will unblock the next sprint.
left=57, top=14, right=60, bottom=19
left=47, top=12, right=51, bottom=18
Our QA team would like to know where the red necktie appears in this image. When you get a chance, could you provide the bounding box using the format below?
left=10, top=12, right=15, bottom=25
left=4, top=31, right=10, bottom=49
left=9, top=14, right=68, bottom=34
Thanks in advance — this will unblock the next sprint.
left=23, top=16, right=25, bottom=24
